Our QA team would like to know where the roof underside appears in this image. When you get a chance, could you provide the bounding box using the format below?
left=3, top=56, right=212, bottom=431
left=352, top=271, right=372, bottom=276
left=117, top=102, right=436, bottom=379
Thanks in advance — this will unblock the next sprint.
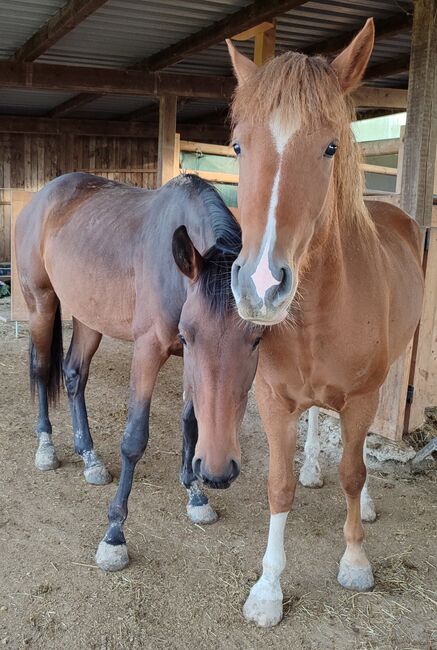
left=0, top=0, right=412, bottom=123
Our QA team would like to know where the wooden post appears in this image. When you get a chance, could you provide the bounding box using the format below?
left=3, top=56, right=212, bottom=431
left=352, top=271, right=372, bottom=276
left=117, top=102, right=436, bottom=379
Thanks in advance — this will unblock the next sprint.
left=253, top=20, right=276, bottom=65
left=400, top=0, right=437, bottom=226
left=157, top=95, right=177, bottom=186
left=173, top=133, right=181, bottom=178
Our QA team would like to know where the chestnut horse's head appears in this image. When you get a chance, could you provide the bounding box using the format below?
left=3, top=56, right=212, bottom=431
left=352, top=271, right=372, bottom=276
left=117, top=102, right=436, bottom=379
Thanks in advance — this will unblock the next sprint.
left=227, top=19, right=375, bottom=325
left=172, top=221, right=262, bottom=489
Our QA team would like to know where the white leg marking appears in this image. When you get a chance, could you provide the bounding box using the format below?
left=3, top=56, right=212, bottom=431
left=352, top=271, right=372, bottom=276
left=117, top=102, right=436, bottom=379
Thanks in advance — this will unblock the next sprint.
left=299, top=407, right=324, bottom=487
left=243, top=512, right=288, bottom=627
left=361, top=438, right=376, bottom=522
left=35, top=431, right=59, bottom=471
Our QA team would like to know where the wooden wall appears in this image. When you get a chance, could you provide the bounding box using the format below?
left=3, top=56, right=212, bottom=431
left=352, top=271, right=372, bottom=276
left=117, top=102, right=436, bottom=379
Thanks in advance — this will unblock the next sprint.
left=0, top=133, right=158, bottom=262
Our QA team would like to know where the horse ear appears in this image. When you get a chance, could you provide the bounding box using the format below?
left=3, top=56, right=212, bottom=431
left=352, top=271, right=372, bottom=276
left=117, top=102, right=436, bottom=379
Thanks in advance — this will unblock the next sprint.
left=172, top=226, right=203, bottom=282
left=226, top=39, right=258, bottom=85
left=331, top=18, right=375, bottom=93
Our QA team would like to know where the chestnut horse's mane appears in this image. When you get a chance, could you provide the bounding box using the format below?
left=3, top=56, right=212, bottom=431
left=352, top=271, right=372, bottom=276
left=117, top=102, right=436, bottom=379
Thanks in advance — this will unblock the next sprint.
left=183, top=175, right=242, bottom=314
left=230, top=51, right=375, bottom=236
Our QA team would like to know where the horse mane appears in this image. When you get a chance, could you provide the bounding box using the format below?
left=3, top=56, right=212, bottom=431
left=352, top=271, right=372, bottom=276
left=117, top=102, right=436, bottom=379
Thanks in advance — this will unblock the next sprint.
left=182, top=174, right=242, bottom=314
left=230, top=51, right=375, bottom=236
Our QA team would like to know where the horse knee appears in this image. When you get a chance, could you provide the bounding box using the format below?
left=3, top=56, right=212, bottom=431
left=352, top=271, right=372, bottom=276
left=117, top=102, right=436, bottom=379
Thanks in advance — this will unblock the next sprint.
left=339, top=459, right=366, bottom=497
left=121, top=428, right=149, bottom=463
left=64, top=364, right=80, bottom=397
left=268, top=475, right=296, bottom=513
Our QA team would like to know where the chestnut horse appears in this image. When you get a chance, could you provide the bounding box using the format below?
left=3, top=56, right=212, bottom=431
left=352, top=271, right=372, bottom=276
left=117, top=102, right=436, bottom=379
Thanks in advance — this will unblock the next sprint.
left=15, top=172, right=261, bottom=571
left=226, top=18, right=424, bottom=626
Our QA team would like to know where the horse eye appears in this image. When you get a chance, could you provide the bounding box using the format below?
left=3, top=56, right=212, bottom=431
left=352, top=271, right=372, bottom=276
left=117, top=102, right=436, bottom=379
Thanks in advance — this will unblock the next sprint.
left=232, top=142, right=241, bottom=156
left=252, top=336, right=262, bottom=350
left=178, top=333, right=187, bottom=346
left=324, top=142, right=338, bottom=158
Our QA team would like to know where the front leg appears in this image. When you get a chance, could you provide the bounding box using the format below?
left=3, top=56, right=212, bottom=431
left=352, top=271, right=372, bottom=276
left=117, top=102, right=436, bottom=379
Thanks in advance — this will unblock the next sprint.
left=299, top=406, right=323, bottom=487
left=244, top=378, right=300, bottom=627
left=96, top=334, right=168, bottom=572
left=180, top=400, right=218, bottom=524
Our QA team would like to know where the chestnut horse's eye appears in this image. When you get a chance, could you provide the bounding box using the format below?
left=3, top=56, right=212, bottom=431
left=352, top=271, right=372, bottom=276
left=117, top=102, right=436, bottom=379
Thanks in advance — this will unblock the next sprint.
left=324, top=142, right=338, bottom=158
left=232, top=142, right=241, bottom=156
left=178, top=333, right=187, bottom=346
left=252, top=336, right=262, bottom=350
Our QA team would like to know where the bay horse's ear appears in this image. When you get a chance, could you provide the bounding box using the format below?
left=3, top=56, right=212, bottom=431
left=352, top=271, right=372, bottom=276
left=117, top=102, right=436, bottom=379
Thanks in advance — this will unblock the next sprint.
left=226, top=39, right=258, bottom=85
left=331, top=18, right=375, bottom=93
left=172, top=226, right=203, bottom=282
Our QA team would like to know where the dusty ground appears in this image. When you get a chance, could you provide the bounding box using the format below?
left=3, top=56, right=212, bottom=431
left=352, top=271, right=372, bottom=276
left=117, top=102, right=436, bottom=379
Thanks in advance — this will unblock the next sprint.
left=0, top=308, right=436, bottom=650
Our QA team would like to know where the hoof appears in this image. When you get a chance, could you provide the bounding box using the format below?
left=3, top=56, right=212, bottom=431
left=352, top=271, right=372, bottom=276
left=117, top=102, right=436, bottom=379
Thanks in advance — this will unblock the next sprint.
left=187, top=503, right=218, bottom=525
left=95, top=540, right=129, bottom=572
left=84, top=464, right=112, bottom=486
left=337, top=558, right=374, bottom=591
left=243, top=593, right=283, bottom=628
left=299, top=463, right=324, bottom=488
left=35, top=434, right=59, bottom=471
left=361, top=496, right=377, bottom=523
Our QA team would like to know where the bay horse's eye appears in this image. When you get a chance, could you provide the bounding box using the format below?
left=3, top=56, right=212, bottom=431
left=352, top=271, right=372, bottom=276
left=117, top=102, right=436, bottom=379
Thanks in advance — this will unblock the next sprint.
left=252, top=337, right=262, bottom=350
left=178, top=333, right=187, bottom=346
left=324, top=142, right=338, bottom=158
left=232, top=142, right=241, bottom=156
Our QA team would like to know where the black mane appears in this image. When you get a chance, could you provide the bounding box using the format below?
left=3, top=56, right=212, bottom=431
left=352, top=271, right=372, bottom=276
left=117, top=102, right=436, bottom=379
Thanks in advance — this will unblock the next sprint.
left=184, top=174, right=241, bottom=314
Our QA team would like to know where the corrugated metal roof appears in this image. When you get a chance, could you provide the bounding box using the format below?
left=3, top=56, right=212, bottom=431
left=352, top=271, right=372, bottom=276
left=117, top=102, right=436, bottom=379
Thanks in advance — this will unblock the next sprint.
left=0, top=0, right=412, bottom=120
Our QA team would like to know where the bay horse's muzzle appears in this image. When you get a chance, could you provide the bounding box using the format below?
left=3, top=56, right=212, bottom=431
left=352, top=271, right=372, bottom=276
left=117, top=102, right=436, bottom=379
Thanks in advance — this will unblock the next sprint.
left=193, top=457, right=240, bottom=489
left=231, top=258, right=293, bottom=324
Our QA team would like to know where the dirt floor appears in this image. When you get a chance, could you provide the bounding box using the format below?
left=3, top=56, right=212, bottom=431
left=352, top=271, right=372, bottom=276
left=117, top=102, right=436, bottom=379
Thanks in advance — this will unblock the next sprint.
left=0, top=307, right=436, bottom=650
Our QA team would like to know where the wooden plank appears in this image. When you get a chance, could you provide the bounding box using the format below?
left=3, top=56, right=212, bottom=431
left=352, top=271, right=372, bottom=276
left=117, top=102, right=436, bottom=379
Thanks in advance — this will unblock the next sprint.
left=182, top=169, right=239, bottom=184
left=47, top=92, right=104, bottom=118
left=360, top=138, right=400, bottom=157
left=173, top=133, right=181, bottom=178
left=360, top=163, right=397, bottom=176
left=254, top=20, right=276, bottom=66
left=233, top=22, right=274, bottom=41
left=0, top=116, right=228, bottom=142
left=364, top=54, right=410, bottom=81
left=13, top=0, right=109, bottom=61
left=395, top=126, right=405, bottom=195
left=141, top=0, right=307, bottom=71
left=180, top=140, right=235, bottom=157
left=400, top=0, right=437, bottom=228
left=157, top=96, right=177, bottom=186
left=352, top=87, right=407, bottom=109
left=0, top=61, right=235, bottom=100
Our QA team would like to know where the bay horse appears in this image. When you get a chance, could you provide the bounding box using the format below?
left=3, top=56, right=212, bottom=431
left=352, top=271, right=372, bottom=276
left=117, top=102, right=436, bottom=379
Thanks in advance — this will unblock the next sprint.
left=226, top=18, right=424, bottom=626
left=15, top=172, right=262, bottom=571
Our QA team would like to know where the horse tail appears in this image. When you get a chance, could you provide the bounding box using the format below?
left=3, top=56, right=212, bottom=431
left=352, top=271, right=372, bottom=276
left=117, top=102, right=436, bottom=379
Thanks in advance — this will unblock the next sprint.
left=29, top=301, right=64, bottom=406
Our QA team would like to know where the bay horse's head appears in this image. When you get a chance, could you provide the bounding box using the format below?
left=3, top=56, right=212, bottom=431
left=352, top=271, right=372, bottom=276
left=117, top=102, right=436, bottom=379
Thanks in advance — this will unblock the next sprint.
left=226, top=19, right=375, bottom=325
left=172, top=224, right=262, bottom=489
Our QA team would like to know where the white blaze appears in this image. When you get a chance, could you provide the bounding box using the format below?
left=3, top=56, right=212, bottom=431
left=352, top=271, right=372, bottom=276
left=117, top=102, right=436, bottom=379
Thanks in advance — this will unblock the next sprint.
left=250, top=111, right=299, bottom=303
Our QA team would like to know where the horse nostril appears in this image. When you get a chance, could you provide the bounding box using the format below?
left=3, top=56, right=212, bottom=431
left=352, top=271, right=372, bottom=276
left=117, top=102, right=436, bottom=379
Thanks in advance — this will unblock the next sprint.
left=230, top=459, right=240, bottom=482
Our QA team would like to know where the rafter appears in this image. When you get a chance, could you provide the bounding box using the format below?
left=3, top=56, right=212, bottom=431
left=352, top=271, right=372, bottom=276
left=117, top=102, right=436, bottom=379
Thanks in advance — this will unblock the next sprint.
left=13, top=0, right=109, bottom=61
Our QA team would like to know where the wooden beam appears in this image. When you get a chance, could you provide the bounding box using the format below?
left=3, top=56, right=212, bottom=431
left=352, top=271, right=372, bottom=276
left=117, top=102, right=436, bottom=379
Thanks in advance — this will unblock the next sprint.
left=0, top=61, right=235, bottom=99
left=352, top=87, right=407, bottom=109
left=47, top=92, right=103, bottom=118
left=141, top=0, right=308, bottom=71
left=304, top=12, right=413, bottom=57
left=158, top=96, right=178, bottom=186
left=180, top=141, right=235, bottom=157
left=360, top=138, right=400, bottom=156
left=254, top=20, right=276, bottom=65
left=400, top=0, right=437, bottom=226
left=233, top=22, right=274, bottom=41
left=182, top=170, right=239, bottom=184
left=13, top=0, right=109, bottom=61
left=0, top=115, right=229, bottom=141
left=364, top=54, right=410, bottom=81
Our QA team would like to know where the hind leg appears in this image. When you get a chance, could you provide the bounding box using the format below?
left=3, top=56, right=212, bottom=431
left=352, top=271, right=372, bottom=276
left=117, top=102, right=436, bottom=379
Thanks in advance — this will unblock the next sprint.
left=28, top=295, right=61, bottom=472
left=180, top=400, right=218, bottom=524
left=64, top=318, right=111, bottom=485
left=299, top=406, right=324, bottom=487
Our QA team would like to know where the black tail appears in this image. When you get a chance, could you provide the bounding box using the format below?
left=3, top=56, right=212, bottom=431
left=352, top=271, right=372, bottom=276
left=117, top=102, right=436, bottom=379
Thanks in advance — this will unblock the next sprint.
left=29, top=302, right=64, bottom=406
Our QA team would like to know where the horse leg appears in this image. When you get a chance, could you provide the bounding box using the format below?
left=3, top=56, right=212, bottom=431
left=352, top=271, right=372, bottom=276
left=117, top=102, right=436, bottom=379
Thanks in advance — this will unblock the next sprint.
left=299, top=406, right=324, bottom=487
left=243, top=379, right=299, bottom=627
left=180, top=400, right=218, bottom=524
left=63, top=318, right=111, bottom=485
left=337, top=392, right=379, bottom=591
left=28, top=294, right=63, bottom=472
left=96, top=332, right=168, bottom=571
left=360, top=437, right=376, bottom=522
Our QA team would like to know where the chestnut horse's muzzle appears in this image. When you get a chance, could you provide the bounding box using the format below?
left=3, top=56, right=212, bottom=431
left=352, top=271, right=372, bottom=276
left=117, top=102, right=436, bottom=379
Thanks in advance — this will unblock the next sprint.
left=231, top=257, right=293, bottom=324
left=192, top=457, right=240, bottom=489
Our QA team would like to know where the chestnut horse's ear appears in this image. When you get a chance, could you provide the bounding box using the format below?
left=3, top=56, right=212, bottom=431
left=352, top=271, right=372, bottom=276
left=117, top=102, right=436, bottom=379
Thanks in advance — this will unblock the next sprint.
left=172, top=226, right=203, bottom=282
left=226, top=39, right=258, bottom=85
left=331, top=18, right=375, bottom=93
